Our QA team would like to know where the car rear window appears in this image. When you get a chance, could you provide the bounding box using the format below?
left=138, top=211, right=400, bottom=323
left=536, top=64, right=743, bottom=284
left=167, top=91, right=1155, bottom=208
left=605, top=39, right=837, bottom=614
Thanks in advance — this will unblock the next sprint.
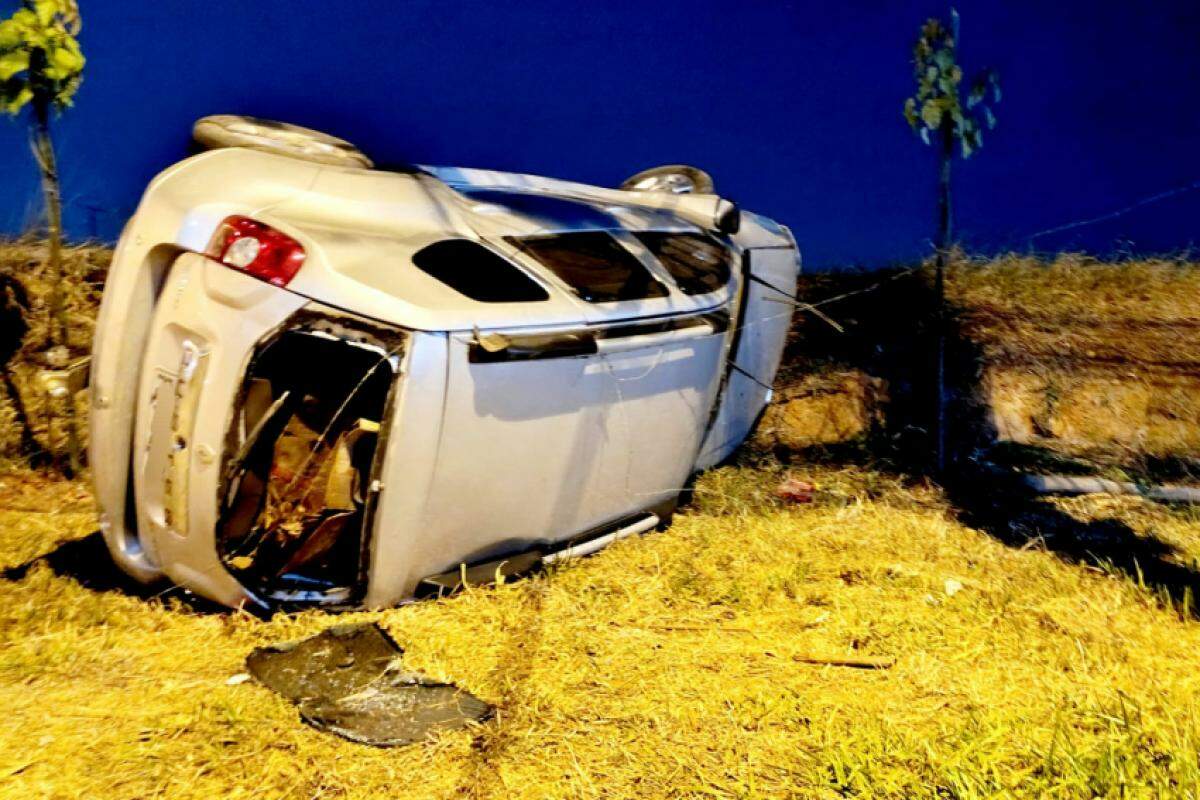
left=412, top=239, right=549, bottom=303
left=509, top=232, right=669, bottom=303
left=635, top=232, right=733, bottom=295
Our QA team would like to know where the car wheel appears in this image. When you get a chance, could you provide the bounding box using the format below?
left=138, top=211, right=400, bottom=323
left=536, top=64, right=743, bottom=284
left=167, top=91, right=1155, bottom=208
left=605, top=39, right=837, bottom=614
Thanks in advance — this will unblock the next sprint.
left=619, top=164, right=715, bottom=195
left=192, top=115, right=373, bottom=169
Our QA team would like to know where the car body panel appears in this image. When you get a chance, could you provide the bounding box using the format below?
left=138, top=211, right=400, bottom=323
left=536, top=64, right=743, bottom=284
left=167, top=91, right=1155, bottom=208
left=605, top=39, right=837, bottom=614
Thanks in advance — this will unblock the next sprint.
left=695, top=245, right=800, bottom=469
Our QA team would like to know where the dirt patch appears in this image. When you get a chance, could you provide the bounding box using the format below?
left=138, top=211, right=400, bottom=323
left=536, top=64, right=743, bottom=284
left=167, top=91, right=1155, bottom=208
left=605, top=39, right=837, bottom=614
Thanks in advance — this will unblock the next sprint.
left=754, top=370, right=886, bottom=450
left=984, top=367, right=1200, bottom=455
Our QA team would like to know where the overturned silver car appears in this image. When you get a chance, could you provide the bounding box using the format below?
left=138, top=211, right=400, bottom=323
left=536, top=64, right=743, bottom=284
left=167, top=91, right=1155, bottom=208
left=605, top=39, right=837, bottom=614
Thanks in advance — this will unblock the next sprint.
left=89, top=117, right=799, bottom=611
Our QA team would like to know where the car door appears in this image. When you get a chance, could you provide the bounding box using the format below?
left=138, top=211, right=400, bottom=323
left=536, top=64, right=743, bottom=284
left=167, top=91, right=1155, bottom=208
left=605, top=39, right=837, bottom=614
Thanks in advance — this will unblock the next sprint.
left=131, top=252, right=308, bottom=608
left=401, top=308, right=726, bottom=585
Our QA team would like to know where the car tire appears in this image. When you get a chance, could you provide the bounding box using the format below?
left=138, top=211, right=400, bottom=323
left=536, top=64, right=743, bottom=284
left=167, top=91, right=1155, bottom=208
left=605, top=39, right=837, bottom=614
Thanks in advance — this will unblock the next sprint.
left=620, top=164, right=715, bottom=195
left=192, top=115, right=373, bottom=169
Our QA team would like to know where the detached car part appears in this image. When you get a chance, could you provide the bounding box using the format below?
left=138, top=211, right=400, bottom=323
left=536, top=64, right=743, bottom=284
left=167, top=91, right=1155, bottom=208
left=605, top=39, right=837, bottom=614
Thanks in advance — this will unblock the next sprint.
left=247, top=623, right=492, bottom=747
left=89, top=115, right=800, bottom=611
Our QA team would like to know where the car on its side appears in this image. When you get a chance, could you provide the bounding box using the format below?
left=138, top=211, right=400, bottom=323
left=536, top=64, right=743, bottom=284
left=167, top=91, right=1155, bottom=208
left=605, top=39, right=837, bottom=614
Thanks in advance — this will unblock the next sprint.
left=89, top=116, right=799, bottom=611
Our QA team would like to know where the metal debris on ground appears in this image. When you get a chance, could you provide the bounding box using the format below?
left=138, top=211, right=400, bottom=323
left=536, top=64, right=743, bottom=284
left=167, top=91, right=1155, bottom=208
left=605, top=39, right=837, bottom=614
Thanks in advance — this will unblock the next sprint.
left=245, top=623, right=492, bottom=747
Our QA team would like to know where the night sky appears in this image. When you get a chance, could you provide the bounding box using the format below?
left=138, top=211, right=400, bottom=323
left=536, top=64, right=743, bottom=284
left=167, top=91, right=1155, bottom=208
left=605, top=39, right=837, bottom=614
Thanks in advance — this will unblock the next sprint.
left=0, top=0, right=1197, bottom=268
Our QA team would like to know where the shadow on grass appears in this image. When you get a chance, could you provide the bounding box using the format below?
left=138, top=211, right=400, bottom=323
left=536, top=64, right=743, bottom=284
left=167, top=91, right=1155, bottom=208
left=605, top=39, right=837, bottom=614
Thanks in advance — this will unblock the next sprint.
left=947, top=472, right=1199, bottom=612
left=2, top=531, right=229, bottom=613
left=788, top=268, right=1200, bottom=618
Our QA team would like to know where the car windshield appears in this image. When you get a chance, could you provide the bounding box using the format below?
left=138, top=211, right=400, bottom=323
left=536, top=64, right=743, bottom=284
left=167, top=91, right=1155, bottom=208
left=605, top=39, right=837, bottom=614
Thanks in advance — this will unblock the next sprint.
left=509, top=231, right=669, bottom=303
left=634, top=232, right=733, bottom=295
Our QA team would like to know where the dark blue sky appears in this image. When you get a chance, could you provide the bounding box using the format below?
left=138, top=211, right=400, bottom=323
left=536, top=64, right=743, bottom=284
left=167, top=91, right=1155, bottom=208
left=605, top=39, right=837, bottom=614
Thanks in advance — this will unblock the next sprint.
left=0, top=1, right=1197, bottom=268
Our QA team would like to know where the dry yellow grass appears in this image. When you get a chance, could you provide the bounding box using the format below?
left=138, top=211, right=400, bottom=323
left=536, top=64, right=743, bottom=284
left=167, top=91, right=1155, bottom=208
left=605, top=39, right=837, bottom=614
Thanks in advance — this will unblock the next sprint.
left=0, top=238, right=108, bottom=357
left=949, top=254, right=1200, bottom=463
left=2, top=464, right=1200, bottom=799
left=948, top=253, right=1200, bottom=361
left=0, top=239, right=108, bottom=461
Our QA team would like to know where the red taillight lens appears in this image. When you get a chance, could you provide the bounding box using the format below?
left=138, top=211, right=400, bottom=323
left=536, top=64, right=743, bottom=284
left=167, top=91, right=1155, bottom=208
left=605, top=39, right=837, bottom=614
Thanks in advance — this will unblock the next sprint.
left=207, top=216, right=306, bottom=287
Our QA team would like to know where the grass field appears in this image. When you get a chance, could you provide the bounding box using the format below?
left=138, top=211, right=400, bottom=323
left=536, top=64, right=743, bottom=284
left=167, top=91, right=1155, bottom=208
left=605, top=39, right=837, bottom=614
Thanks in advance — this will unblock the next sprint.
left=3, top=463, right=1200, bottom=798
left=2, top=244, right=1200, bottom=798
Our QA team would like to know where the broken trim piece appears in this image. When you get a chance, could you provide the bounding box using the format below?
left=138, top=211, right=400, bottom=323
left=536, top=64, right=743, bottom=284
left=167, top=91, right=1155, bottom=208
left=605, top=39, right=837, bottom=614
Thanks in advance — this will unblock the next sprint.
left=542, top=513, right=659, bottom=564
left=246, top=623, right=492, bottom=747
left=467, top=310, right=729, bottom=364
left=416, top=550, right=545, bottom=598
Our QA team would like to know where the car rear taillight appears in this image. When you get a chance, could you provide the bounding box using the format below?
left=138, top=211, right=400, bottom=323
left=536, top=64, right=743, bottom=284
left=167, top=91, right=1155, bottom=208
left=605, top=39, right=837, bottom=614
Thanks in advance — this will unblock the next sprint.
left=207, top=216, right=306, bottom=287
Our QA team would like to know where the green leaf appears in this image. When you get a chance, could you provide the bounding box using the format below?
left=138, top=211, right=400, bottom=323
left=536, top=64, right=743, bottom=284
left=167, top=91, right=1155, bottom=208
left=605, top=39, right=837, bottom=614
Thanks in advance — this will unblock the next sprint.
left=0, top=0, right=85, bottom=110
left=920, top=99, right=943, bottom=129
left=31, top=0, right=59, bottom=27
left=960, top=127, right=982, bottom=159
left=0, top=19, right=23, bottom=49
left=10, top=8, right=38, bottom=29
left=903, top=97, right=919, bottom=128
left=983, top=106, right=996, bottom=129
left=50, top=42, right=82, bottom=73
left=0, top=50, right=28, bottom=81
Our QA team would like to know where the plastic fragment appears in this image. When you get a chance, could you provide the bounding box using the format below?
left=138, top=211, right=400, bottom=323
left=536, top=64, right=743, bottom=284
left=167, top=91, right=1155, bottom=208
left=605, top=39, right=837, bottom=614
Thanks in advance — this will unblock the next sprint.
left=246, top=623, right=492, bottom=747
left=775, top=476, right=816, bottom=504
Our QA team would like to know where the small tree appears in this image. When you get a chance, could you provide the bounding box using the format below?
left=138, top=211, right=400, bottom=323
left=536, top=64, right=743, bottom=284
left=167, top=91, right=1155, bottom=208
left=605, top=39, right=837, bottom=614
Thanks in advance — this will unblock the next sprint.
left=0, top=0, right=84, bottom=351
left=902, top=9, right=999, bottom=472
